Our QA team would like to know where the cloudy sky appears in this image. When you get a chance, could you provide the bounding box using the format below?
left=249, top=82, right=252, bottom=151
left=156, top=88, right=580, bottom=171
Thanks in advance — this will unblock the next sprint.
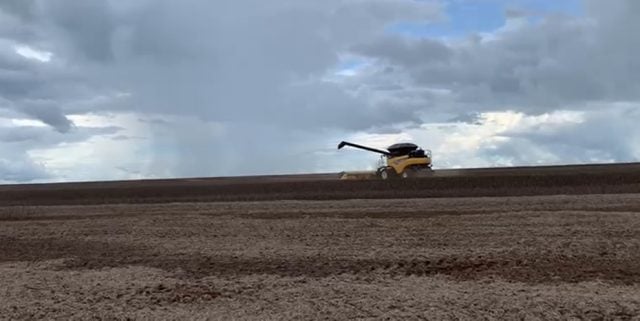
left=1, top=0, right=639, bottom=183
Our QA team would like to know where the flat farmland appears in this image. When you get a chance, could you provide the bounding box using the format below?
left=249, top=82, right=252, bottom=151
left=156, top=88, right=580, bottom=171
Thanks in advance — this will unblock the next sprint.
left=2, top=163, right=640, bottom=320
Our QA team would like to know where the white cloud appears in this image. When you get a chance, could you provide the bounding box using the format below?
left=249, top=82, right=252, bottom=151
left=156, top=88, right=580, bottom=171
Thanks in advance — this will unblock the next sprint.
left=26, top=113, right=146, bottom=182
left=0, top=0, right=640, bottom=182
left=14, top=45, right=52, bottom=62
left=10, top=118, right=47, bottom=127
left=405, top=110, right=586, bottom=168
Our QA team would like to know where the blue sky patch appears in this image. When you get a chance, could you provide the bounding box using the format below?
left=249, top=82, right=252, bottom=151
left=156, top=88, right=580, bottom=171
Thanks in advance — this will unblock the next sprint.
left=389, top=0, right=584, bottom=39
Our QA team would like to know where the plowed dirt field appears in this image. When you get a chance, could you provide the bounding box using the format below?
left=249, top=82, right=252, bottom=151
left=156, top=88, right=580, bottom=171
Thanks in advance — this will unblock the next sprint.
left=2, top=164, right=640, bottom=320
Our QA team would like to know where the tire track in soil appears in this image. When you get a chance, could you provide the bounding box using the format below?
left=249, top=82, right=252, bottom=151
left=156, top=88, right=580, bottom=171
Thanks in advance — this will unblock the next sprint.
left=65, top=254, right=640, bottom=285
left=3, top=236, right=640, bottom=285
left=4, top=204, right=640, bottom=221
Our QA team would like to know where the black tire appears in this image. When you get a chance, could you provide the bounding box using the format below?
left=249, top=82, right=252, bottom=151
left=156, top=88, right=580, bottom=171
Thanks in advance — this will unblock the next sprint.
left=402, top=165, right=425, bottom=178
left=406, top=166, right=433, bottom=178
left=378, top=167, right=396, bottom=180
left=379, top=168, right=390, bottom=180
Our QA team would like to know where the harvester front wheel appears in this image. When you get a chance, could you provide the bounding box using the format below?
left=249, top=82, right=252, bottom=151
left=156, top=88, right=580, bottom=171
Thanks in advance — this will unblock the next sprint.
left=380, top=168, right=389, bottom=180
left=378, top=167, right=395, bottom=180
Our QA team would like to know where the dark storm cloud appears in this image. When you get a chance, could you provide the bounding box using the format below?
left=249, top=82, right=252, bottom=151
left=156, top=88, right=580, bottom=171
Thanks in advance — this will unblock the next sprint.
left=1, top=0, right=640, bottom=181
left=0, top=0, right=444, bottom=181
left=0, top=124, right=121, bottom=145
left=19, top=100, right=73, bottom=133
left=447, top=112, right=482, bottom=125
left=41, top=0, right=115, bottom=62
left=355, top=1, right=640, bottom=112
left=353, top=36, right=452, bottom=67
left=3, top=0, right=638, bottom=127
left=0, top=0, right=35, bottom=18
left=0, top=125, right=46, bottom=143
left=0, top=0, right=442, bottom=127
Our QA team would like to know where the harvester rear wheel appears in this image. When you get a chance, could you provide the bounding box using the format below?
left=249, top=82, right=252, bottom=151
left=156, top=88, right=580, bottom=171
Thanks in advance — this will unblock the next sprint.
left=401, top=166, right=434, bottom=178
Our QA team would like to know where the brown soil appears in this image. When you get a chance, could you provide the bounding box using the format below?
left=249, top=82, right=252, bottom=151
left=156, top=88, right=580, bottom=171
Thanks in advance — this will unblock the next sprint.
left=2, top=162, right=640, bottom=206
left=2, top=166, right=640, bottom=319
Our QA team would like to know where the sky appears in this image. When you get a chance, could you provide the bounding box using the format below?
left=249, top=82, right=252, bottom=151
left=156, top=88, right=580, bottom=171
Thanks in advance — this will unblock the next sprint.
left=1, top=0, right=640, bottom=183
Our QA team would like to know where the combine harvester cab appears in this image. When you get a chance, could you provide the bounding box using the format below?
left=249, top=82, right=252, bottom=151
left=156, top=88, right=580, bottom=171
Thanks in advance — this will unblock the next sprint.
left=337, top=141, right=433, bottom=180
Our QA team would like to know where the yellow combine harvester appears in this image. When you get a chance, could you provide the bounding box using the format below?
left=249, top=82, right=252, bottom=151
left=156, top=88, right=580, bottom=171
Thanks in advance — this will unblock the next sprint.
left=338, top=141, right=433, bottom=180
